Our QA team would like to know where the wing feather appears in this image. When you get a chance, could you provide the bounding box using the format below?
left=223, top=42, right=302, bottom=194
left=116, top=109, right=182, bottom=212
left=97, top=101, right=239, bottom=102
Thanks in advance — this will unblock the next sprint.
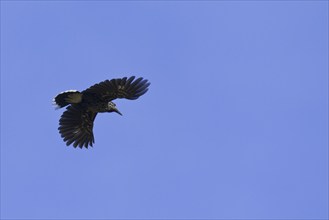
left=58, top=105, right=97, bottom=148
left=82, top=76, right=150, bottom=101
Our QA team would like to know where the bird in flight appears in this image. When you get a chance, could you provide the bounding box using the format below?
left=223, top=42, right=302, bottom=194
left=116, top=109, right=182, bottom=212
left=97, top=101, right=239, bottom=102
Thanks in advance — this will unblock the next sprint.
left=53, top=76, right=150, bottom=148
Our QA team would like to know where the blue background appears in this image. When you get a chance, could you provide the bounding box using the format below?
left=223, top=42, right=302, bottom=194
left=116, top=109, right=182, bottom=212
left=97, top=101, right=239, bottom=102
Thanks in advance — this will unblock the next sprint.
left=1, top=1, right=328, bottom=219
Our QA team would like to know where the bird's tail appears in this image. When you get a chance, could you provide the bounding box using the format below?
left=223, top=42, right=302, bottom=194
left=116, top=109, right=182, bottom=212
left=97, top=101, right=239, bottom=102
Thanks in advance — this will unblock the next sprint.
left=53, top=90, right=82, bottom=109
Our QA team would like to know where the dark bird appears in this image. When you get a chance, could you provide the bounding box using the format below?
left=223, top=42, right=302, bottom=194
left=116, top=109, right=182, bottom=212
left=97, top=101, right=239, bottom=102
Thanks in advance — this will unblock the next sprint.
left=53, top=76, right=150, bottom=148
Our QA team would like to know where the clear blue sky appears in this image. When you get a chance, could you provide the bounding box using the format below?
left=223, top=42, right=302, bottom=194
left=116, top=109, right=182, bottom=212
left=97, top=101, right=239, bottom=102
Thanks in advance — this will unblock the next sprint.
left=1, top=1, right=328, bottom=219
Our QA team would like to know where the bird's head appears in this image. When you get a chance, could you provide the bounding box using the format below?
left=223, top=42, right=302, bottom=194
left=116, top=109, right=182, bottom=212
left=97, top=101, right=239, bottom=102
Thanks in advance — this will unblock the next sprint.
left=107, top=102, right=122, bottom=116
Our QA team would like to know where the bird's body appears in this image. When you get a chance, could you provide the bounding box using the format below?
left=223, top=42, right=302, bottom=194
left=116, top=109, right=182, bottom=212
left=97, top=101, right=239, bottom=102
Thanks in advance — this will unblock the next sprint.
left=53, top=76, right=150, bottom=148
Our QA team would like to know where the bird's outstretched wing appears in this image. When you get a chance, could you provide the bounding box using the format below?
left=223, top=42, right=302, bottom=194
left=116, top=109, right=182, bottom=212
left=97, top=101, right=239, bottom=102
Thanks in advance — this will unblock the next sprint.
left=58, top=105, right=97, bottom=148
left=82, top=76, right=150, bottom=102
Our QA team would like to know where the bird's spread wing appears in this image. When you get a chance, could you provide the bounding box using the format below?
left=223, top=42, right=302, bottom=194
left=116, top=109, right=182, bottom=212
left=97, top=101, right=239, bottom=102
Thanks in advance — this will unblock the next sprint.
left=82, top=76, right=150, bottom=102
left=58, top=105, right=97, bottom=148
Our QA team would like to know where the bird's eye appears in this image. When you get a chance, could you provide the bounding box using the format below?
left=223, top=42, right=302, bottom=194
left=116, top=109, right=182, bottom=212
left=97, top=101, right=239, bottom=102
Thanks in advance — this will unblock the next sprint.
left=108, top=102, right=115, bottom=107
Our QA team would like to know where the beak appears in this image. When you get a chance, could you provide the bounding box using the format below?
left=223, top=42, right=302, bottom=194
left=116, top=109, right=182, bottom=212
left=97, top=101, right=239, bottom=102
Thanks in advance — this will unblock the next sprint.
left=113, top=108, right=122, bottom=116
